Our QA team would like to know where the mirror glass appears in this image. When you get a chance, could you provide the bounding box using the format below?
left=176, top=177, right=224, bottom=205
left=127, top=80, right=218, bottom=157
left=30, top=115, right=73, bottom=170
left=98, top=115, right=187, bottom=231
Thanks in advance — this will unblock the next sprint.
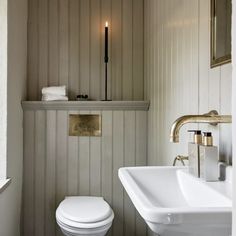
left=211, top=0, right=232, bottom=68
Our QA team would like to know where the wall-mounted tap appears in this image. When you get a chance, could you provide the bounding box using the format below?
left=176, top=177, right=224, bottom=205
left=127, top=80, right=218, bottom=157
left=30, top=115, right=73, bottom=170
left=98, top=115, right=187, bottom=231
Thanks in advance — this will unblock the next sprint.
left=170, top=110, right=231, bottom=181
left=170, top=110, right=232, bottom=143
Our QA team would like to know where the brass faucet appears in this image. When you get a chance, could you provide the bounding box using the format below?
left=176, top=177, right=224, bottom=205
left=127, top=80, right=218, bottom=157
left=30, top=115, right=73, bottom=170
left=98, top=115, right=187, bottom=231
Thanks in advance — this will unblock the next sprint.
left=170, top=110, right=231, bottom=143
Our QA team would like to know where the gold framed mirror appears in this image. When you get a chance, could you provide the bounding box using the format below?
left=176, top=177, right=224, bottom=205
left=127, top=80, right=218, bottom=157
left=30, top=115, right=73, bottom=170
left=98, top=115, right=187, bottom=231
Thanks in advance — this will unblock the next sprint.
left=210, top=0, right=232, bottom=68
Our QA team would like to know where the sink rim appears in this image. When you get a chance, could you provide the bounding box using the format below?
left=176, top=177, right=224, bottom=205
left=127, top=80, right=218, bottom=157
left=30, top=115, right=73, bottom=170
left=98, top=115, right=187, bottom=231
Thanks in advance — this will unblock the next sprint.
left=118, top=166, right=232, bottom=223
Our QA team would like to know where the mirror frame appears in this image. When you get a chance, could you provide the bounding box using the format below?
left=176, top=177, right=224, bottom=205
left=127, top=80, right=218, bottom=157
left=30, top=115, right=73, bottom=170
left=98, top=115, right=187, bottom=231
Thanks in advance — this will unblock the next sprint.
left=210, top=0, right=232, bottom=68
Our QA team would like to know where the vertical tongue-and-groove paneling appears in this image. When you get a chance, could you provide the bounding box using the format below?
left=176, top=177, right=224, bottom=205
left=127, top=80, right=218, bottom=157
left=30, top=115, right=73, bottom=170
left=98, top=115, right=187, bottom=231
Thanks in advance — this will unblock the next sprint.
left=23, top=107, right=148, bottom=236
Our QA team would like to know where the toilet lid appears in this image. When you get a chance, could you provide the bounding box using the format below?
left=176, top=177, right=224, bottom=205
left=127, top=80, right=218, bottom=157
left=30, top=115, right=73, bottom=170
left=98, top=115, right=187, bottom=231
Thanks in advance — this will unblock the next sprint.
left=58, top=196, right=112, bottom=223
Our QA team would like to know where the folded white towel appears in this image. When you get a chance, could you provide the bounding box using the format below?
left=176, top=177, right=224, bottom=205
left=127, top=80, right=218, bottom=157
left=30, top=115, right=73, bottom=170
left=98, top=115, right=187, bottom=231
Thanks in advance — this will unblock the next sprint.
left=42, top=85, right=66, bottom=96
left=42, top=94, right=68, bottom=101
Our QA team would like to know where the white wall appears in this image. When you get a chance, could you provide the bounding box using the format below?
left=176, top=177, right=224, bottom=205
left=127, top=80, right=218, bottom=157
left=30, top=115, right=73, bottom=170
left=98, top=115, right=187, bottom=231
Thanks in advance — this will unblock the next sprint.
left=145, top=0, right=232, bottom=166
left=232, top=0, right=236, bottom=234
left=0, top=0, right=27, bottom=235
left=0, top=0, right=7, bottom=180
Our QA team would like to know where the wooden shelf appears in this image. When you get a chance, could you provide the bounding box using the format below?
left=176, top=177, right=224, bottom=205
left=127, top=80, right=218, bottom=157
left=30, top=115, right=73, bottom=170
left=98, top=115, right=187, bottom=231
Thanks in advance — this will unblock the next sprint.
left=21, top=100, right=150, bottom=111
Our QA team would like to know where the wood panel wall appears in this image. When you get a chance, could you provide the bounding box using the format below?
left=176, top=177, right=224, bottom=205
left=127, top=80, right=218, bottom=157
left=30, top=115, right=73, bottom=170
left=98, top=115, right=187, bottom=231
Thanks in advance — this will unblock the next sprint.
left=27, top=0, right=144, bottom=101
left=23, top=108, right=147, bottom=236
left=145, top=0, right=232, bottom=166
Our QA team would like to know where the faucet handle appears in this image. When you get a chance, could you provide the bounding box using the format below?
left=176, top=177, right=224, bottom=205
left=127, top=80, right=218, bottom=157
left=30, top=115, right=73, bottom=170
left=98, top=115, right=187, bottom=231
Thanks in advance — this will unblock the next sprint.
left=173, top=155, right=188, bottom=166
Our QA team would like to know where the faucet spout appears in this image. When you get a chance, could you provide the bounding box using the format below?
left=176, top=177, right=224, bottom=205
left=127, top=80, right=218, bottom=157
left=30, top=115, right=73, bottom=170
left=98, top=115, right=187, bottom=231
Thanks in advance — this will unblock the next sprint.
left=170, top=110, right=232, bottom=143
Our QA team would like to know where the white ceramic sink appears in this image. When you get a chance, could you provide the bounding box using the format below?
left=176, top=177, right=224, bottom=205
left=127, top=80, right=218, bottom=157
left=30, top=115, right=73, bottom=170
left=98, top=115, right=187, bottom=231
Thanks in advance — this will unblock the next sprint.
left=119, top=166, right=232, bottom=236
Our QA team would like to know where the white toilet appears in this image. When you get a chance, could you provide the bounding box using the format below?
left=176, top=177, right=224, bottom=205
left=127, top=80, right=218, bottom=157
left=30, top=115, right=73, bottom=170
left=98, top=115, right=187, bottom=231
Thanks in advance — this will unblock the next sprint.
left=56, top=196, right=114, bottom=236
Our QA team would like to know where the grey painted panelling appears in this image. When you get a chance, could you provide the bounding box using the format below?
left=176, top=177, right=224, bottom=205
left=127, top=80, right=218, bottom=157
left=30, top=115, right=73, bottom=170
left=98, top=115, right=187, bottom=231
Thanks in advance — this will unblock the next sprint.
left=27, top=0, right=144, bottom=101
left=23, top=109, right=147, bottom=236
left=145, top=0, right=232, bottom=166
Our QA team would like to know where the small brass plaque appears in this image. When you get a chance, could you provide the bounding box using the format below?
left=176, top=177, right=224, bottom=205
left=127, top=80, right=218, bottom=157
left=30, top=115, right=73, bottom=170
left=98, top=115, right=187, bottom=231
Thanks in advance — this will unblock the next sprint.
left=69, top=114, right=102, bottom=137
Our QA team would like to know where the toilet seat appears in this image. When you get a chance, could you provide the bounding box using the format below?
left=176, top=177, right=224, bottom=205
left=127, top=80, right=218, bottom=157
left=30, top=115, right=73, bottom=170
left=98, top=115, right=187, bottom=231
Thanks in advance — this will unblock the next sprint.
left=58, top=196, right=112, bottom=224
left=56, top=196, right=114, bottom=231
left=56, top=216, right=113, bottom=236
left=56, top=207, right=114, bottom=229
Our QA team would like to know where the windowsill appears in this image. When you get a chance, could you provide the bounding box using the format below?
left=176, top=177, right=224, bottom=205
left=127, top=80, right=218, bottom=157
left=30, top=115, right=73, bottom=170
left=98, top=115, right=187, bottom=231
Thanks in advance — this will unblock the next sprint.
left=0, top=178, right=11, bottom=193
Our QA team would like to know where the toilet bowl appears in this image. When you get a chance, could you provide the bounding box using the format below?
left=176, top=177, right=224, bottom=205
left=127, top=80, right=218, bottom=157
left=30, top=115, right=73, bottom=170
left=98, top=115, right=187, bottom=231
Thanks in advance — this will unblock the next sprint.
left=56, top=196, right=114, bottom=236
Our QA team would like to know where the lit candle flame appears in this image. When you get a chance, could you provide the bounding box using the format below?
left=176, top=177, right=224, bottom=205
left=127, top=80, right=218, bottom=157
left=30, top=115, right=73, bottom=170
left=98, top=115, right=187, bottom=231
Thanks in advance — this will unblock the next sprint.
left=105, top=21, right=108, bottom=27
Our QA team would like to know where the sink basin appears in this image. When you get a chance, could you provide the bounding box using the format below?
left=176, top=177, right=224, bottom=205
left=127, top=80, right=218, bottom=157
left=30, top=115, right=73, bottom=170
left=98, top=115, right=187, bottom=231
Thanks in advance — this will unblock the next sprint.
left=118, top=166, right=232, bottom=236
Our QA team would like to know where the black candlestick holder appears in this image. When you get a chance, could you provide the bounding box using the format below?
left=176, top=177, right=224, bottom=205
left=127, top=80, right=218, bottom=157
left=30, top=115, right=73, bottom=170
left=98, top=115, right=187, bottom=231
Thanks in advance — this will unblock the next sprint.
left=102, top=24, right=111, bottom=101
left=103, top=60, right=111, bottom=101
